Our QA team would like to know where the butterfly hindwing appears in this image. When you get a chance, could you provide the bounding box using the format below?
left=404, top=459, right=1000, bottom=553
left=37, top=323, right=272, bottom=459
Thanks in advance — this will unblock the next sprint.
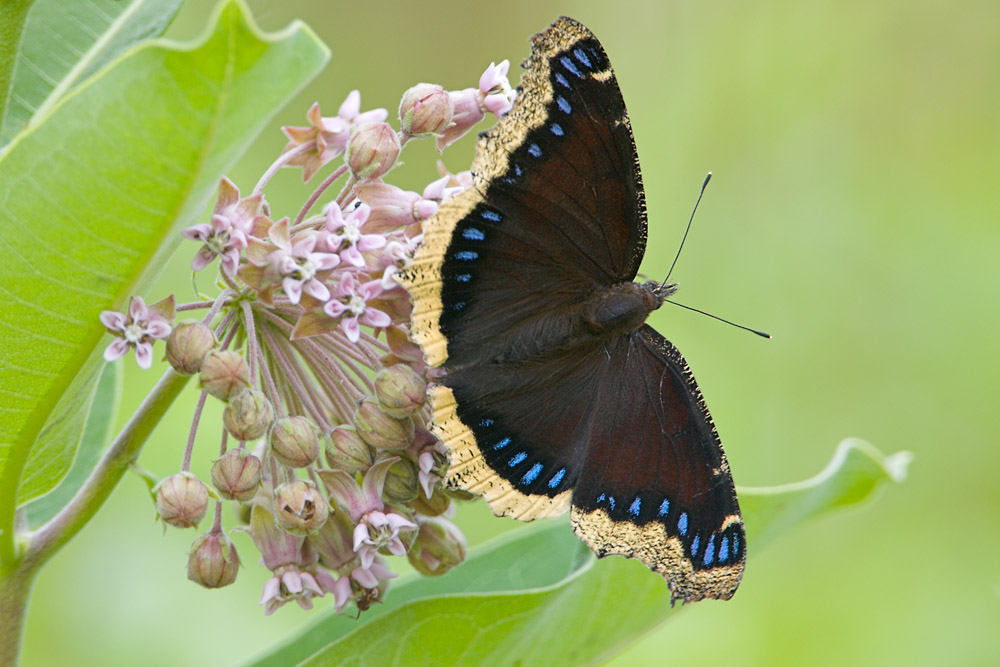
left=398, top=16, right=746, bottom=603
left=570, top=326, right=745, bottom=603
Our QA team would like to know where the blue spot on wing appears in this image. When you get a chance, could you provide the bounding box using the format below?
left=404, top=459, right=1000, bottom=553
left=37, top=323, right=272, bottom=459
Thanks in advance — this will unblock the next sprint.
left=548, top=468, right=566, bottom=488
left=555, top=72, right=571, bottom=89
left=608, top=496, right=616, bottom=511
left=703, top=536, right=716, bottom=566
left=691, top=534, right=700, bottom=556
left=454, top=273, right=471, bottom=283
left=597, top=493, right=606, bottom=503
left=462, top=227, right=485, bottom=241
left=550, top=123, right=564, bottom=136
left=453, top=302, right=465, bottom=311
left=493, top=436, right=511, bottom=450
left=678, top=512, right=688, bottom=536
left=560, top=56, right=582, bottom=78
left=481, top=209, right=502, bottom=222
left=719, top=536, right=730, bottom=562
left=732, top=534, right=740, bottom=557
left=573, top=47, right=593, bottom=69
left=658, top=499, right=670, bottom=517
left=556, top=96, right=571, bottom=113
left=508, top=451, right=527, bottom=467
left=628, top=496, right=641, bottom=517
left=521, top=463, right=543, bottom=485
left=455, top=251, right=478, bottom=261
left=528, top=143, right=542, bottom=158
left=479, top=418, right=495, bottom=427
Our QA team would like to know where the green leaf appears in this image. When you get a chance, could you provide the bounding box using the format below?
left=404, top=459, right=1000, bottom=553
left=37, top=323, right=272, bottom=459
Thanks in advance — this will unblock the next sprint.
left=20, top=360, right=122, bottom=528
left=738, top=437, right=913, bottom=549
left=14, top=353, right=105, bottom=508
left=248, top=439, right=910, bottom=667
left=0, top=0, right=328, bottom=548
left=0, top=0, right=186, bottom=148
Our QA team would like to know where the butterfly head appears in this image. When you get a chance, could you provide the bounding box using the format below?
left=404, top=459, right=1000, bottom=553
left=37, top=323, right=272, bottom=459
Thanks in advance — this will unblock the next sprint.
left=647, top=280, right=679, bottom=303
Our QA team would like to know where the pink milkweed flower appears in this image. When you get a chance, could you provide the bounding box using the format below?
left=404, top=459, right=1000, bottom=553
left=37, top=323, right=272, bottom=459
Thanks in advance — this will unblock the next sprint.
left=421, top=173, right=466, bottom=203
left=436, top=61, right=516, bottom=150
left=281, top=92, right=389, bottom=182
left=356, top=183, right=439, bottom=234
left=351, top=557, right=397, bottom=590
left=100, top=295, right=174, bottom=369
left=323, top=202, right=387, bottom=268
left=351, top=509, right=416, bottom=568
left=418, top=449, right=446, bottom=499
left=322, top=272, right=392, bottom=342
left=259, top=565, right=326, bottom=615
left=265, top=219, right=340, bottom=305
left=328, top=556, right=397, bottom=613
left=182, top=178, right=260, bottom=275
left=375, top=235, right=422, bottom=290
left=318, top=459, right=417, bottom=570
left=479, top=60, right=516, bottom=115
left=245, top=499, right=328, bottom=615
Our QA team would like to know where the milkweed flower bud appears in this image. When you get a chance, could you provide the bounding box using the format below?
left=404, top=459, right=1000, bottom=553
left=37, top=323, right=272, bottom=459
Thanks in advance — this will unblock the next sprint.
left=382, top=457, right=420, bottom=504
left=165, top=320, right=217, bottom=375
left=374, top=364, right=426, bottom=418
left=188, top=531, right=241, bottom=588
left=407, top=517, right=467, bottom=576
left=269, top=416, right=320, bottom=468
left=223, top=389, right=273, bottom=442
left=155, top=472, right=209, bottom=528
left=325, top=425, right=374, bottom=474
left=409, top=486, right=452, bottom=517
left=353, top=397, right=414, bottom=451
left=308, top=508, right=357, bottom=571
left=274, top=480, right=329, bottom=535
left=211, top=448, right=262, bottom=501
left=199, top=350, right=251, bottom=400
left=346, top=122, right=401, bottom=182
left=399, top=83, right=453, bottom=138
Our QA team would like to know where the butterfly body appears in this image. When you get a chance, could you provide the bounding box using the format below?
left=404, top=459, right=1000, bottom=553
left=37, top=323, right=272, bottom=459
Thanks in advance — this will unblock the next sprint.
left=398, top=17, right=745, bottom=604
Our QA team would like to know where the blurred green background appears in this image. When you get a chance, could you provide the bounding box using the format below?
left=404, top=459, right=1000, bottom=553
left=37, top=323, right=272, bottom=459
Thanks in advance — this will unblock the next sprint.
left=19, top=0, right=1000, bottom=665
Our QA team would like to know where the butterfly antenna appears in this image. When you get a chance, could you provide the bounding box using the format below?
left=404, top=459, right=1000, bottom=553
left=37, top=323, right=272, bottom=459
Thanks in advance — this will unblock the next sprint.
left=664, top=172, right=712, bottom=284
left=665, top=299, right=772, bottom=339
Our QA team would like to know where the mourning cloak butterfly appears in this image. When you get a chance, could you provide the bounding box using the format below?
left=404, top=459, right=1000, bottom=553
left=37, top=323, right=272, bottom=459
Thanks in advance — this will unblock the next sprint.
left=398, top=16, right=745, bottom=603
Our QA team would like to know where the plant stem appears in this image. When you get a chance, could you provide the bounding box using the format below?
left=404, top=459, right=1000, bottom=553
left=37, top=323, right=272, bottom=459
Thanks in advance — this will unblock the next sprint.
left=0, top=368, right=190, bottom=665
left=0, top=563, right=34, bottom=667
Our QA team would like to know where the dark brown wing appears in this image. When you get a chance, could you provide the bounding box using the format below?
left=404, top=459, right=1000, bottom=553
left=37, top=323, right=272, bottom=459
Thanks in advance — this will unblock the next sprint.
left=570, top=326, right=745, bottom=603
left=398, top=17, right=745, bottom=602
left=400, top=17, right=646, bottom=370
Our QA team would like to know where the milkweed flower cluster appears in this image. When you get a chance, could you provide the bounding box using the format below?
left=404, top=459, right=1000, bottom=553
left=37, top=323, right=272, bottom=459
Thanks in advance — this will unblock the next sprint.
left=99, top=61, right=515, bottom=615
